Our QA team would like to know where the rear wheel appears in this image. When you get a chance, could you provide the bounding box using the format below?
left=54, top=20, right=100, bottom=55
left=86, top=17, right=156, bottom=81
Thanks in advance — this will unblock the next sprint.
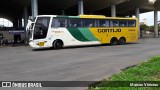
left=53, top=40, right=63, bottom=49
left=110, top=37, right=118, bottom=45
left=119, top=37, right=126, bottom=45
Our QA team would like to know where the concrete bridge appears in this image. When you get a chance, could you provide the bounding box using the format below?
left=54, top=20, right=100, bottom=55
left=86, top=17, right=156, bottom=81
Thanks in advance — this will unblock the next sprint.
left=0, top=0, right=160, bottom=38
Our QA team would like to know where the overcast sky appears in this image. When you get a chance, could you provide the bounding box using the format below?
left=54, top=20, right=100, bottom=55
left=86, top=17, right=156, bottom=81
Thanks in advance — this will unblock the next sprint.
left=140, top=11, right=160, bottom=26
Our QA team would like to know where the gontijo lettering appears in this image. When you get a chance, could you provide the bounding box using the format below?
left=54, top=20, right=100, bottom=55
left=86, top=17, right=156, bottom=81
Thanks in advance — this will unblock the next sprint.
left=98, top=29, right=121, bottom=33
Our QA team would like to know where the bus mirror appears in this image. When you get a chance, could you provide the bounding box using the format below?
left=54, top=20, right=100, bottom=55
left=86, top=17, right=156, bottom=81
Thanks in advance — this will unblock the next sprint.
left=29, top=16, right=33, bottom=21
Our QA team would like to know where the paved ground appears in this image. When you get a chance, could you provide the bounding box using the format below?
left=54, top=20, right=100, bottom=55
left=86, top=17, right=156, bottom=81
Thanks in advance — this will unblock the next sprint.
left=0, top=38, right=160, bottom=90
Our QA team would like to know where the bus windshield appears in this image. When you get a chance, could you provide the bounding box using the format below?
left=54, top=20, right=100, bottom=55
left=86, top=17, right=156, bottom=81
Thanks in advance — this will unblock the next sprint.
left=34, top=17, right=50, bottom=39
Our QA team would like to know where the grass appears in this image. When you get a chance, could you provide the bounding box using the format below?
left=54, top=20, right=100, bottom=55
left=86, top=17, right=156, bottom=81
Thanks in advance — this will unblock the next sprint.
left=89, top=56, right=160, bottom=90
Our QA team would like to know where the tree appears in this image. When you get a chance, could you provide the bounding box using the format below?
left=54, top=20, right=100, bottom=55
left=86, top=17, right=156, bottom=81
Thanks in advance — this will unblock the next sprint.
left=149, top=26, right=160, bottom=32
left=149, top=26, right=154, bottom=32
left=140, top=24, right=149, bottom=31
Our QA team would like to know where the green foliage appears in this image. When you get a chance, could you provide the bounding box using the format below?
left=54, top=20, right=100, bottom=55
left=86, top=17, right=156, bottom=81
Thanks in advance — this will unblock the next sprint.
left=140, top=24, right=149, bottom=31
left=89, top=56, right=160, bottom=90
left=147, top=25, right=160, bottom=32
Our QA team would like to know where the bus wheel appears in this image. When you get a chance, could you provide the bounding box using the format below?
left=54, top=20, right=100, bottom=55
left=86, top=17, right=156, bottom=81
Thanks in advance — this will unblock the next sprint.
left=119, top=37, right=126, bottom=45
left=110, top=37, right=118, bottom=45
left=53, top=40, right=63, bottom=49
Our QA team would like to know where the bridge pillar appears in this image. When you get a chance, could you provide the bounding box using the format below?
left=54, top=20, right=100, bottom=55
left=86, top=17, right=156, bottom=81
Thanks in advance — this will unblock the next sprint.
left=13, top=20, right=18, bottom=29
left=24, top=7, right=28, bottom=44
left=24, top=7, right=28, bottom=30
left=111, top=4, right=116, bottom=17
left=78, top=0, right=84, bottom=15
left=62, top=10, right=65, bottom=15
left=136, top=8, right=140, bottom=38
left=18, top=19, right=22, bottom=28
left=31, top=0, right=38, bottom=19
left=154, top=10, right=158, bottom=38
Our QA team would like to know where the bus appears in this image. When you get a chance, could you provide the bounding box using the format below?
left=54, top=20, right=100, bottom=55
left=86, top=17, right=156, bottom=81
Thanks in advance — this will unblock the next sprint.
left=27, top=15, right=138, bottom=49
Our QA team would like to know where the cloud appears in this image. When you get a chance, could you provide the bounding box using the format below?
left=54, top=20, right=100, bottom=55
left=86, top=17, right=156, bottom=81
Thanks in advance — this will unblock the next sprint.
left=140, top=11, right=160, bottom=26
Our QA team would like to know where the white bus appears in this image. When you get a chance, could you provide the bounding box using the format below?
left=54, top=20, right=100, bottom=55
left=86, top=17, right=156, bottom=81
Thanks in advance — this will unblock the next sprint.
left=27, top=15, right=138, bottom=49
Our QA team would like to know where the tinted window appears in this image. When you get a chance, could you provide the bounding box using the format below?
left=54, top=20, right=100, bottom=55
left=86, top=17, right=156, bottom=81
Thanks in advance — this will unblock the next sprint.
left=110, top=20, right=119, bottom=27
left=34, top=17, right=50, bottom=39
left=119, top=20, right=128, bottom=27
left=69, top=19, right=82, bottom=27
left=36, top=17, right=50, bottom=28
left=99, top=20, right=110, bottom=27
left=128, top=20, right=136, bottom=27
left=82, top=19, right=96, bottom=27
left=51, top=18, right=67, bottom=27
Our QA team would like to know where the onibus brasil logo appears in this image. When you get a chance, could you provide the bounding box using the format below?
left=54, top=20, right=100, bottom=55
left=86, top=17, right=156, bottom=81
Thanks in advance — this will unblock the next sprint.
left=1, top=82, right=42, bottom=87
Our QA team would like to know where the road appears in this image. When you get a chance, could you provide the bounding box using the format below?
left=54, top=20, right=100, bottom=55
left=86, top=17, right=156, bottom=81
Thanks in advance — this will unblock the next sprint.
left=0, top=38, right=160, bottom=90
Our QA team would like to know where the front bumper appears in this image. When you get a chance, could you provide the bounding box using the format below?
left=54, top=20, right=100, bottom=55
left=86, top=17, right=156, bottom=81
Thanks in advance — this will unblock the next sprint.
left=29, top=41, right=49, bottom=49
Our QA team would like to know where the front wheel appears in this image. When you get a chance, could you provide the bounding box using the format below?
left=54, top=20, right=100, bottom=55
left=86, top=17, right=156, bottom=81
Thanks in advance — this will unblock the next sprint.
left=53, top=40, right=63, bottom=49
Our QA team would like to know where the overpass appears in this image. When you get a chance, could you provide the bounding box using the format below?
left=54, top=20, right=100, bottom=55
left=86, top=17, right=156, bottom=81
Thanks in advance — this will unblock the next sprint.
left=0, top=0, right=159, bottom=38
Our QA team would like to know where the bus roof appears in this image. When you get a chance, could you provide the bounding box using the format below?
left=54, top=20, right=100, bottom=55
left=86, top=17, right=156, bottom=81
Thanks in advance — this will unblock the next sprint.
left=36, top=15, right=137, bottom=20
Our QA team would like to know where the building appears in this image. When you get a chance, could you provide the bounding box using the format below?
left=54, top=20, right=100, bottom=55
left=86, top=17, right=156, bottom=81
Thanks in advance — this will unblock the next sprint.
left=0, top=29, right=25, bottom=45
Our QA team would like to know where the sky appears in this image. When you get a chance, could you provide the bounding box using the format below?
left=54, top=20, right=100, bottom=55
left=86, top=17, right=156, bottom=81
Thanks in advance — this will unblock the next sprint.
left=140, top=11, right=160, bottom=26
left=0, top=18, right=13, bottom=27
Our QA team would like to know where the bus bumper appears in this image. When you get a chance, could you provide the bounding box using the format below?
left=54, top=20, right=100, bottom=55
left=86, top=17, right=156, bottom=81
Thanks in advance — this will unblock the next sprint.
left=29, top=41, right=49, bottom=49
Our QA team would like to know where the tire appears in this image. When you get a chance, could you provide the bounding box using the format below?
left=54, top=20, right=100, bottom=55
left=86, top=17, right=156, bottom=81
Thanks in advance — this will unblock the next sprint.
left=110, top=37, right=118, bottom=45
left=53, top=40, right=63, bottom=49
left=119, top=37, right=126, bottom=45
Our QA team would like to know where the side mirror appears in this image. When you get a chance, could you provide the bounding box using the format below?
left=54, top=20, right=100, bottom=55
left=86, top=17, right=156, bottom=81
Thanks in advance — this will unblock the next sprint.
left=29, top=16, right=33, bottom=21
left=26, top=22, right=35, bottom=31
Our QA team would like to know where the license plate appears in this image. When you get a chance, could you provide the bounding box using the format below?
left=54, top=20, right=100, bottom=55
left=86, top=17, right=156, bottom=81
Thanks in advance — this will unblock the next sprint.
left=39, top=42, right=44, bottom=46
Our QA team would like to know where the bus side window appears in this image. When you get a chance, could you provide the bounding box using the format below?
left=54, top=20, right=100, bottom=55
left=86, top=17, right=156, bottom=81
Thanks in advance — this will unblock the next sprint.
left=82, top=19, right=96, bottom=27
left=119, top=20, right=128, bottom=27
left=110, top=20, right=119, bottom=27
left=59, top=21, right=66, bottom=27
left=51, top=18, right=67, bottom=27
left=128, top=20, right=136, bottom=27
left=99, top=20, right=109, bottom=27
left=69, top=19, right=82, bottom=28
left=59, top=19, right=67, bottom=27
left=52, top=19, right=59, bottom=27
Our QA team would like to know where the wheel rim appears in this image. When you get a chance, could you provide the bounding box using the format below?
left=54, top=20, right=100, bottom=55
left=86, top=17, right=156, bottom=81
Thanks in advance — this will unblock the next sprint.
left=56, top=42, right=62, bottom=48
left=119, top=38, right=126, bottom=44
left=111, top=39, right=118, bottom=45
left=54, top=41, right=62, bottom=49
